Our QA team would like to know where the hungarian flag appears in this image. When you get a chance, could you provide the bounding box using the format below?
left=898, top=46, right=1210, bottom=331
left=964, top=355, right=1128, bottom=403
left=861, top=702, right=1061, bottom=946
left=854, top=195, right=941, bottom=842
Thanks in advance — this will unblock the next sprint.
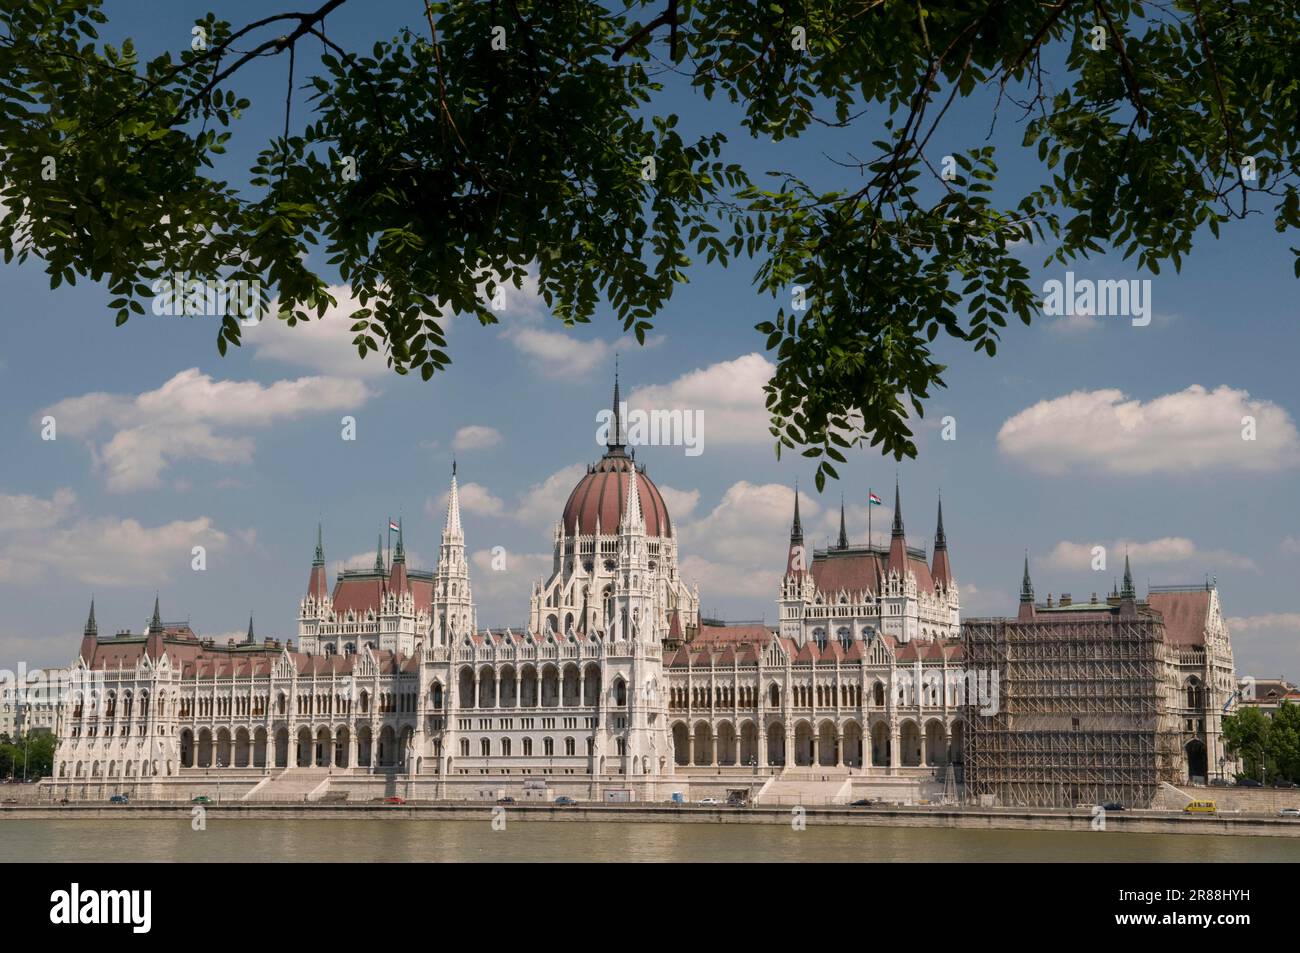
left=389, top=519, right=400, bottom=532
left=868, top=491, right=883, bottom=506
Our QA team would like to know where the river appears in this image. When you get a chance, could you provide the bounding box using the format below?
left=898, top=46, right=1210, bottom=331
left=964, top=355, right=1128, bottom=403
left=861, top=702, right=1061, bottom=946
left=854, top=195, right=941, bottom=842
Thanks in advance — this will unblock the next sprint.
left=7, top=818, right=1300, bottom=862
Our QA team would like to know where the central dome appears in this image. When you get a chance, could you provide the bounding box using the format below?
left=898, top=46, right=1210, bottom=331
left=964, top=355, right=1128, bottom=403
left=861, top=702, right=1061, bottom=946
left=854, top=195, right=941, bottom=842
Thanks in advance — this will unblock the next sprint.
left=562, top=448, right=672, bottom=538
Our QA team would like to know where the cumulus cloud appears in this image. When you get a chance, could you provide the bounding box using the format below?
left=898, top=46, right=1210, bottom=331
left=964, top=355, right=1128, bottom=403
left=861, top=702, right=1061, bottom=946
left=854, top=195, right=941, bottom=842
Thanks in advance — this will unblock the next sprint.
left=513, top=464, right=587, bottom=531
left=427, top=482, right=505, bottom=519
left=675, top=481, right=819, bottom=603
left=41, top=368, right=372, bottom=492
left=508, top=327, right=610, bottom=377
left=627, top=353, right=774, bottom=447
left=246, top=285, right=392, bottom=378
left=452, top=425, right=503, bottom=451
left=0, top=488, right=235, bottom=587
left=1044, top=537, right=1256, bottom=573
left=471, top=548, right=551, bottom=628
left=998, top=385, right=1300, bottom=475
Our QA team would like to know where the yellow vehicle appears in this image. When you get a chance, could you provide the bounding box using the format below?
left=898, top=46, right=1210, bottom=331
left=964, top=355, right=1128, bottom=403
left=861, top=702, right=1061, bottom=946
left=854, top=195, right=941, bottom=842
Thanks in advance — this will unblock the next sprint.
left=1183, top=799, right=1218, bottom=814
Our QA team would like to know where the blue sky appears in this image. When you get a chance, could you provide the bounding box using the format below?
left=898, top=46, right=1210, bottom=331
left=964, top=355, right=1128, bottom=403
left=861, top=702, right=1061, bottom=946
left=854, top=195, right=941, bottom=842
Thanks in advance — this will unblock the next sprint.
left=1, top=1, right=1297, bottom=677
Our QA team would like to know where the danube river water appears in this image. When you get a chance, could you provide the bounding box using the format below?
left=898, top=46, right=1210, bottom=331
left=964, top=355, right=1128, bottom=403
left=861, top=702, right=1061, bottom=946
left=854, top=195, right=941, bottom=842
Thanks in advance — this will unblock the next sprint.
left=6, top=819, right=1300, bottom=862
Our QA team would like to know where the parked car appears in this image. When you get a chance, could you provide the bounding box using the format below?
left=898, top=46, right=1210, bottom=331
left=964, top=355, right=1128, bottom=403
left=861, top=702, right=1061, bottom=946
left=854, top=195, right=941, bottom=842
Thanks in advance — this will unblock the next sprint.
left=497, top=796, right=515, bottom=805
left=1209, top=778, right=1231, bottom=787
left=191, top=795, right=212, bottom=804
left=383, top=796, right=406, bottom=805
left=1271, top=780, right=1297, bottom=789
left=553, top=796, right=577, bottom=806
left=1184, top=799, right=1218, bottom=814
left=696, top=797, right=722, bottom=806
left=108, top=794, right=129, bottom=804
left=850, top=799, right=872, bottom=806
left=1100, top=802, right=1125, bottom=812
left=1277, top=807, right=1300, bottom=817
left=1236, top=778, right=1263, bottom=788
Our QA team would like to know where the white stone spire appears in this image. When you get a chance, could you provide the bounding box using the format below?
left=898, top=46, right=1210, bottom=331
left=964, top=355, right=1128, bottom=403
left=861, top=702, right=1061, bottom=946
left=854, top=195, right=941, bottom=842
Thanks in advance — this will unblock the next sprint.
left=621, top=468, right=644, bottom=531
left=432, top=462, right=474, bottom=645
left=445, top=460, right=463, bottom=537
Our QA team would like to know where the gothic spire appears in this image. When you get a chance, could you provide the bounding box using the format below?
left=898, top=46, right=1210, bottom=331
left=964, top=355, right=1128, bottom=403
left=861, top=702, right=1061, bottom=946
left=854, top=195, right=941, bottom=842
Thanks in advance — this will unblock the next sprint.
left=891, top=478, right=905, bottom=538
left=837, top=496, right=848, bottom=549
left=150, top=593, right=162, bottom=631
left=790, top=484, right=803, bottom=543
left=1121, top=552, right=1135, bottom=600
left=444, top=464, right=463, bottom=536
left=374, top=534, right=384, bottom=572
left=622, top=467, right=644, bottom=529
left=934, top=496, right=947, bottom=549
left=313, top=523, right=324, bottom=566
left=394, top=519, right=405, bottom=562
left=1020, top=555, right=1034, bottom=603
left=84, top=597, right=97, bottom=638
left=246, top=614, right=256, bottom=644
left=607, top=356, right=625, bottom=451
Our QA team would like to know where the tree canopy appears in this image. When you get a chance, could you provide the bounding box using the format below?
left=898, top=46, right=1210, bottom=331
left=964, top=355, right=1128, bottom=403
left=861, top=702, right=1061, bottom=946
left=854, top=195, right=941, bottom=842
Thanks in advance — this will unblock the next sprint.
left=2, top=0, right=1296, bottom=487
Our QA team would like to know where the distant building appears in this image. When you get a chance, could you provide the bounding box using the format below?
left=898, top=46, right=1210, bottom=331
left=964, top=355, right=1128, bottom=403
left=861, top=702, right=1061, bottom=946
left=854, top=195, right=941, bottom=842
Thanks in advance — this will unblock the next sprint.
left=964, top=557, right=1238, bottom=807
left=1237, top=676, right=1300, bottom=716
left=0, top=666, right=67, bottom=739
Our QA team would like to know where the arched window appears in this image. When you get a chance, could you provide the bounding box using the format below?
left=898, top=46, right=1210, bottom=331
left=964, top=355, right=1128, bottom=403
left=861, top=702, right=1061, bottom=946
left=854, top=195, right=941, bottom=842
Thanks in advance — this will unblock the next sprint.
left=564, top=737, right=575, bottom=756
left=459, top=738, right=469, bottom=757
left=480, top=738, right=491, bottom=757
left=837, top=627, right=852, bottom=648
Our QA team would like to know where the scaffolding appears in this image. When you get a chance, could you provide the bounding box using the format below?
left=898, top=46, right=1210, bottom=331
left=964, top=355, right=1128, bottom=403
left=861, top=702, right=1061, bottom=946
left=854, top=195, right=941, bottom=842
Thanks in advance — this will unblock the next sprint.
left=963, top=613, right=1178, bottom=808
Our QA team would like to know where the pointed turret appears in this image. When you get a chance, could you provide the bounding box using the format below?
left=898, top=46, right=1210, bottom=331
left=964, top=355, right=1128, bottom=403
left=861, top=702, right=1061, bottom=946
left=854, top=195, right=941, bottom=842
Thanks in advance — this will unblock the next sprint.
left=374, top=534, right=384, bottom=573
left=607, top=357, right=625, bottom=451
left=445, top=467, right=463, bottom=536
left=786, top=486, right=807, bottom=577
left=930, top=496, right=953, bottom=589
left=78, top=597, right=99, bottom=661
left=307, top=524, right=328, bottom=600
left=1121, top=552, right=1135, bottom=600
left=246, top=614, right=256, bottom=644
left=1018, top=554, right=1036, bottom=620
left=149, top=593, right=162, bottom=633
left=790, top=484, right=803, bottom=543
left=621, top=466, right=644, bottom=530
left=837, top=496, right=849, bottom=549
left=887, top=479, right=908, bottom=574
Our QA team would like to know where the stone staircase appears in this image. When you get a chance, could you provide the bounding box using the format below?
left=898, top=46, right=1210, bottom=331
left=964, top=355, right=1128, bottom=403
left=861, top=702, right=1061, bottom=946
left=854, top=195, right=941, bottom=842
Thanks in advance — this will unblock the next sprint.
left=241, top=768, right=332, bottom=802
left=756, top=773, right=852, bottom=806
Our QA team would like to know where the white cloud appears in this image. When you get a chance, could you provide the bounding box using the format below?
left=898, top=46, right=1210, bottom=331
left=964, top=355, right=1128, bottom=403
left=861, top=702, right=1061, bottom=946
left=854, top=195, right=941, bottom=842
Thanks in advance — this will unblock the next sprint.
left=998, top=385, right=1300, bottom=475
left=471, top=548, right=551, bottom=628
left=42, top=368, right=372, bottom=492
left=0, top=488, right=234, bottom=587
left=452, top=425, right=503, bottom=451
left=1044, top=537, right=1256, bottom=573
left=628, top=353, right=774, bottom=447
left=1228, top=613, right=1300, bottom=633
left=508, top=327, right=610, bottom=377
left=246, top=285, right=392, bottom=378
left=1046, top=312, right=1103, bottom=334
left=657, top=487, right=700, bottom=523
left=1281, top=537, right=1300, bottom=556
left=675, top=481, right=818, bottom=603
left=514, top=464, right=587, bottom=531
left=427, top=482, right=505, bottom=519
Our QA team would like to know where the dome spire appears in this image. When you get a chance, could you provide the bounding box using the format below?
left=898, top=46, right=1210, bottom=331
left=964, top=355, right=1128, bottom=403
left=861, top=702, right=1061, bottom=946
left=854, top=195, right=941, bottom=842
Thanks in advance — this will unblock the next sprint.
left=445, top=463, right=463, bottom=535
left=607, top=356, right=625, bottom=451
left=790, top=482, right=803, bottom=543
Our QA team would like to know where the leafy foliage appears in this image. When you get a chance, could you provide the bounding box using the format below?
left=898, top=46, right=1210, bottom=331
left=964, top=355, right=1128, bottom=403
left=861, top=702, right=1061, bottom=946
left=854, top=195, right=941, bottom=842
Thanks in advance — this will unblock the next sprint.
left=1, top=0, right=1296, bottom=481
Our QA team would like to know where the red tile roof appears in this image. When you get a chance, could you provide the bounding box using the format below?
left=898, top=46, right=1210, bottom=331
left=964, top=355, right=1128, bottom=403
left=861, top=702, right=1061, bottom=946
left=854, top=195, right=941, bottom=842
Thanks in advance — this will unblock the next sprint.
left=1147, top=589, right=1212, bottom=647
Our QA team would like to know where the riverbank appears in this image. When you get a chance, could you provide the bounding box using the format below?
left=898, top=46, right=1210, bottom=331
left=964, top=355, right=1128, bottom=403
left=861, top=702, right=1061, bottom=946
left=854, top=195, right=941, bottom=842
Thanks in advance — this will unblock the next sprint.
left=5, top=801, right=1299, bottom=837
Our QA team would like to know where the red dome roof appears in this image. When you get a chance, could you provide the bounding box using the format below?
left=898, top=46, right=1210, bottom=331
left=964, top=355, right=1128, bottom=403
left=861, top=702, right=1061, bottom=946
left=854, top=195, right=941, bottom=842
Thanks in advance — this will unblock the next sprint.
left=562, top=450, right=672, bottom=538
